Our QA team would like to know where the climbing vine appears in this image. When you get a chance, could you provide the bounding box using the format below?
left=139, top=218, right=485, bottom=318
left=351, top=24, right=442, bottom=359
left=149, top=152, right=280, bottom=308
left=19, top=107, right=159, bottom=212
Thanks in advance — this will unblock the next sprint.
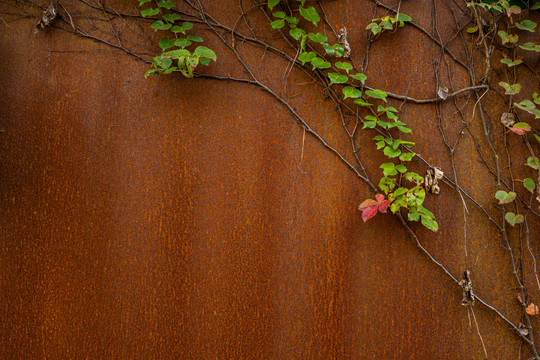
left=3, top=0, right=540, bottom=358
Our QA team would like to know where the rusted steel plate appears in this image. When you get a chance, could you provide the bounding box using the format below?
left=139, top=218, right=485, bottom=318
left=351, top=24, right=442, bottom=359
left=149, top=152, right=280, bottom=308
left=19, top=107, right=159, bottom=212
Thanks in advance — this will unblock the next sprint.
left=1, top=0, right=538, bottom=358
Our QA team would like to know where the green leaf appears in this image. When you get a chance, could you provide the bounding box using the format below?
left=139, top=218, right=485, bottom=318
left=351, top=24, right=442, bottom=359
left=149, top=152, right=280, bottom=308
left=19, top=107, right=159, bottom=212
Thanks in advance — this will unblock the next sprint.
left=157, top=0, right=175, bottom=9
left=270, top=19, right=285, bottom=29
left=533, top=92, right=540, bottom=105
left=200, top=57, right=211, bottom=66
left=495, top=190, right=517, bottom=204
left=174, top=38, right=192, bottom=48
left=286, top=17, right=299, bottom=26
left=396, top=13, right=412, bottom=22
left=362, top=121, right=376, bottom=129
left=395, top=164, right=407, bottom=173
left=408, top=210, right=420, bottom=221
left=273, top=11, right=285, bottom=18
left=170, top=25, right=183, bottom=33
left=332, top=44, right=345, bottom=57
left=466, top=26, right=478, bottom=33
left=516, top=19, right=537, bottom=32
left=298, top=51, right=316, bottom=65
left=163, top=13, right=181, bottom=22
left=328, top=72, right=348, bottom=85
left=307, top=32, right=327, bottom=43
left=151, top=20, right=172, bottom=31
left=159, top=37, right=175, bottom=50
left=350, top=73, right=367, bottom=84
left=187, top=35, right=203, bottom=42
left=299, top=6, right=320, bottom=26
left=383, top=146, right=401, bottom=158
left=366, top=22, right=382, bottom=35
left=335, top=62, right=353, bottom=73
left=365, top=89, right=388, bottom=102
left=421, top=217, right=439, bottom=232
left=268, top=0, right=280, bottom=10
left=342, top=86, right=362, bottom=99
left=519, top=42, right=540, bottom=52
left=163, top=49, right=190, bottom=58
left=500, top=58, right=522, bottom=67
left=524, top=178, right=536, bottom=193
left=141, top=7, right=159, bottom=17
left=505, top=212, right=524, bottom=226
left=310, top=57, right=331, bottom=69
left=194, top=46, right=217, bottom=61
left=139, top=0, right=152, bottom=5
left=354, top=99, right=373, bottom=107
left=514, top=100, right=536, bottom=113
left=526, top=156, right=540, bottom=170
left=499, top=81, right=521, bottom=95
left=532, top=2, right=540, bottom=10
left=289, top=28, right=306, bottom=41
left=498, top=30, right=518, bottom=44
left=399, top=152, right=415, bottom=161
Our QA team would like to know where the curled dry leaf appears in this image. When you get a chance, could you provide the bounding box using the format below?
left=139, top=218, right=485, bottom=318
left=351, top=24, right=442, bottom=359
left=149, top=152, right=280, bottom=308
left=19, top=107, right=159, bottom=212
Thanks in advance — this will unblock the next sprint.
left=500, top=112, right=515, bottom=127
left=358, top=194, right=390, bottom=222
left=437, top=86, right=449, bottom=100
left=526, top=303, right=539, bottom=316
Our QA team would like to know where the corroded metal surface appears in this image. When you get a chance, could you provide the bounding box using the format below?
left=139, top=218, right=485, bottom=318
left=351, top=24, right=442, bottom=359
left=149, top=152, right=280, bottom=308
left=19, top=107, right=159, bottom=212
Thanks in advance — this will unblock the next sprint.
left=1, top=0, right=538, bottom=359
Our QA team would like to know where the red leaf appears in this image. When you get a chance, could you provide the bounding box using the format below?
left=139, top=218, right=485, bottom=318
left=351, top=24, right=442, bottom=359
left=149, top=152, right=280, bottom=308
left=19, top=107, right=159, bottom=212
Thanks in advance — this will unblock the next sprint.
left=359, top=199, right=378, bottom=211
left=361, top=205, right=378, bottom=221
left=378, top=200, right=390, bottom=213
left=510, top=127, right=526, bottom=135
left=359, top=194, right=389, bottom=221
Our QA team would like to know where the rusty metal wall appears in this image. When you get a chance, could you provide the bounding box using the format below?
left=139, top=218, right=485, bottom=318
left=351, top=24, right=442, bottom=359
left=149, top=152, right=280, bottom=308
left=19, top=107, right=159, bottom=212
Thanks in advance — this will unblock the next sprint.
left=1, top=0, right=538, bottom=359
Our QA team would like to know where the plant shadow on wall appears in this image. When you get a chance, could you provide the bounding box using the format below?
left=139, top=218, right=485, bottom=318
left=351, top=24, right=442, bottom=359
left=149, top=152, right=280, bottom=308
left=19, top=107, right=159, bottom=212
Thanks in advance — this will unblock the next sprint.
left=5, top=0, right=540, bottom=357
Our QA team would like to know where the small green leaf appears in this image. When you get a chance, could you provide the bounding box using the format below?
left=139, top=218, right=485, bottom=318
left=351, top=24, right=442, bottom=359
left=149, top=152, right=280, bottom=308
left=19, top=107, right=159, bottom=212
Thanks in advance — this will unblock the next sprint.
left=366, top=22, right=382, bottom=35
left=383, top=146, right=401, bottom=158
left=350, top=73, right=367, bottom=84
left=519, top=42, right=540, bottom=52
left=157, top=0, right=175, bottom=9
left=141, top=8, right=160, bottom=17
left=286, top=17, right=299, bottom=26
left=500, top=58, right=522, bottom=67
left=299, top=6, right=320, bottom=26
left=273, top=11, right=285, bottom=18
left=289, top=28, right=306, bottom=41
left=174, top=38, right=192, bottom=48
left=163, top=13, right=181, bottom=22
left=498, top=30, right=518, bottom=44
left=524, top=178, right=536, bottom=193
left=362, top=121, right=376, bottom=129
left=365, top=89, right=388, bottom=102
left=516, top=20, right=537, bottom=32
left=505, top=212, right=524, bottom=226
left=307, top=33, right=327, bottom=43
left=342, top=86, right=362, bottom=99
left=194, top=46, right=217, bottom=61
left=268, top=0, right=280, bottom=10
left=532, top=2, right=540, bottom=10
left=421, top=217, right=439, bottom=232
left=395, top=164, right=407, bottom=173
left=399, top=152, right=416, bottom=161
left=187, top=35, right=203, bottom=42
left=495, top=190, right=517, bottom=204
left=328, top=72, right=348, bottom=85
left=310, top=57, right=331, bottom=69
left=499, top=81, right=521, bottom=95
left=335, top=62, right=353, bottom=73
left=298, top=51, right=316, bottom=65
left=159, top=37, right=175, bottom=50
left=466, top=26, right=478, bottom=33
left=534, top=134, right=540, bottom=145
left=270, top=19, right=285, bottom=29
left=139, top=0, right=152, bottom=5
left=526, top=156, right=540, bottom=170
left=354, top=99, right=373, bottom=107
left=514, top=100, right=536, bottom=113
left=396, top=13, right=412, bottom=22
